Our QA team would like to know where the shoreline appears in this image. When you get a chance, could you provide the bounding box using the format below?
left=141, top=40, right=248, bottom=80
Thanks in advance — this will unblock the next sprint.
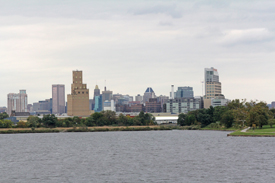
left=0, top=125, right=239, bottom=134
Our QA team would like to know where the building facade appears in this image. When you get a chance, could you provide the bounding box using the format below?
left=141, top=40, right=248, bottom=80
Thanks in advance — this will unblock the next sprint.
left=7, top=90, right=28, bottom=116
left=52, top=84, right=65, bottom=115
left=67, top=70, right=90, bottom=116
left=145, top=98, right=162, bottom=113
left=204, top=67, right=222, bottom=108
left=176, top=87, right=194, bottom=98
left=135, top=94, right=143, bottom=103
left=143, top=87, right=156, bottom=103
left=94, top=95, right=103, bottom=112
left=166, top=97, right=203, bottom=114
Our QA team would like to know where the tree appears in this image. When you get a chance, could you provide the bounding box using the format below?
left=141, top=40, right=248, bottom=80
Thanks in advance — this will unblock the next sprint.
left=27, top=116, right=40, bottom=128
left=221, top=110, right=234, bottom=128
left=85, top=116, right=96, bottom=126
left=0, top=120, right=12, bottom=128
left=118, top=113, right=128, bottom=126
left=268, top=119, right=275, bottom=128
left=213, top=106, right=228, bottom=122
left=64, top=117, right=73, bottom=127
left=177, top=113, right=186, bottom=126
left=42, top=114, right=58, bottom=128
left=0, top=112, right=9, bottom=120
left=247, top=102, right=269, bottom=128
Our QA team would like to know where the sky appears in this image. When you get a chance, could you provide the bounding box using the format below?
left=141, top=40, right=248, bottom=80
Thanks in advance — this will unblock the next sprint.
left=1, top=0, right=275, bottom=106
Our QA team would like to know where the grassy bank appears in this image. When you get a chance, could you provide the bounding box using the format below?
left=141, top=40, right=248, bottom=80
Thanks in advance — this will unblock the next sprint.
left=228, top=125, right=275, bottom=137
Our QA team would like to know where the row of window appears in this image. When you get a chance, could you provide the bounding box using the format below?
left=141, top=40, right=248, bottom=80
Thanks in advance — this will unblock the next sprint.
left=77, top=91, right=89, bottom=94
left=74, top=86, right=86, bottom=89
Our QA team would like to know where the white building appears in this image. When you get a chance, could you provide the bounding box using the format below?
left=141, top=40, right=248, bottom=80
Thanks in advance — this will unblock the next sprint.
left=7, top=90, right=28, bottom=116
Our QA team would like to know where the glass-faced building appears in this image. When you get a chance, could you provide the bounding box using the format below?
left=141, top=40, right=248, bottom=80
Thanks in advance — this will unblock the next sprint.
left=176, top=87, right=194, bottom=99
left=94, top=95, right=102, bottom=112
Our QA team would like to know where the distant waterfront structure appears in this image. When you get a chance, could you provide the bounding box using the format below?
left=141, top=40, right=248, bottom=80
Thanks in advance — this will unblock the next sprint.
left=52, top=84, right=65, bottom=115
left=92, top=85, right=100, bottom=110
left=7, top=90, right=28, bottom=116
left=0, top=106, right=7, bottom=113
left=67, top=70, right=90, bottom=117
left=145, top=98, right=161, bottom=113
left=135, top=94, right=143, bottom=103
left=166, top=97, right=203, bottom=114
left=102, top=90, right=113, bottom=107
left=32, top=98, right=52, bottom=115
left=143, top=87, right=156, bottom=103
left=94, top=95, right=102, bottom=112
left=103, top=100, right=116, bottom=111
left=176, top=87, right=194, bottom=99
left=204, top=67, right=222, bottom=108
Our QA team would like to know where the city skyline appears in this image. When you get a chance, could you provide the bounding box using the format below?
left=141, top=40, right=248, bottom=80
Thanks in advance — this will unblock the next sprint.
left=1, top=1, right=275, bottom=105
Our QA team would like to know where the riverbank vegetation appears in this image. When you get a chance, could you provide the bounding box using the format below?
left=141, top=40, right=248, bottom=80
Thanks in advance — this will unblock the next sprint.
left=178, top=99, right=275, bottom=131
left=0, top=125, right=201, bottom=134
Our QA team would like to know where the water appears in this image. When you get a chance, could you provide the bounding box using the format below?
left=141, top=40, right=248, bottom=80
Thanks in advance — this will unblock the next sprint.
left=0, top=130, right=275, bottom=183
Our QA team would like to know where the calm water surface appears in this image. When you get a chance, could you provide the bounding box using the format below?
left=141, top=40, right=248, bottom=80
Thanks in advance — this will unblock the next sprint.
left=0, top=130, right=275, bottom=183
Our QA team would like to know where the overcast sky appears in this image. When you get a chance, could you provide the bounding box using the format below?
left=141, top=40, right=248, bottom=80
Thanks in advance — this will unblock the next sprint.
left=1, top=0, right=275, bottom=106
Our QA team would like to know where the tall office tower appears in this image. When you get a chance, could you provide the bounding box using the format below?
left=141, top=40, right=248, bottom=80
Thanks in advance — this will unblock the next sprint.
left=176, top=87, right=194, bottom=99
left=143, top=87, right=156, bottom=103
left=92, top=85, right=100, bottom=110
left=102, top=90, right=113, bottom=107
left=67, top=70, right=90, bottom=116
left=94, top=95, right=102, bottom=112
left=135, top=94, right=143, bottom=103
left=52, top=84, right=65, bottom=115
left=204, top=67, right=222, bottom=108
left=7, top=90, right=28, bottom=116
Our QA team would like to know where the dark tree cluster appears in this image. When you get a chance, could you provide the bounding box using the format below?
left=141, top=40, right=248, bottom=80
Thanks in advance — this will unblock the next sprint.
left=22, top=111, right=156, bottom=128
left=178, top=99, right=273, bottom=129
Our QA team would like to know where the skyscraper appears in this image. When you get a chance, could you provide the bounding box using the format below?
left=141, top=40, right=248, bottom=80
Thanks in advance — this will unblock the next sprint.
left=176, top=87, right=194, bottom=99
left=135, top=94, right=143, bottom=103
left=7, top=90, right=28, bottom=116
left=102, top=90, right=113, bottom=107
left=92, top=85, right=100, bottom=110
left=52, top=84, right=65, bottom=115
left=143, top=87, right=156, bottom=103
left=204, top=67, right=222, bottom=108
left=67, top=70, right=90, bottom=116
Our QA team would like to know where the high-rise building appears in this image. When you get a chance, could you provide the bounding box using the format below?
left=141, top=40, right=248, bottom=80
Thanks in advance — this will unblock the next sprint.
left=204, top=67, right=222, bottom=108
left=143, top=87, right=156, bottom=103
left=166, top=97, right=203, bottom=114
left=204, top=67, right=221, bottom=98
left=52, top=84, right=65, bottom=115
left=176, top=87, right=194, bottom=99
left=145, top=98, right=161, bottom=113
left=7, top=90, right=28, bottom=116
left=67, top=70, right=90, bottom=116
left=102, top=90, right=113, bottom=107
left=92, top=85, right=100, bottom=110
left=135, top=94, right=143, bottom=103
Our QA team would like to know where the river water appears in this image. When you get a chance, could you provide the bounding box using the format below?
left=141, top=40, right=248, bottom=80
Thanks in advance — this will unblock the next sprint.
left=0, top=130, right=274, bottom=183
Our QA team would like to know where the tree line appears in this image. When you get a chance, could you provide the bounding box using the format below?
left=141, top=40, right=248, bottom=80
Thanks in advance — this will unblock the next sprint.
left=177, top=99, right=275, bottom=128
left=14, top=111, right=156, bottom=128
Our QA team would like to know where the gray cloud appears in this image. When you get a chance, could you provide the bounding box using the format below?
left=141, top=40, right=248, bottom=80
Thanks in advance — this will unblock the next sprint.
left=1, top=0, right=275, bottom=105
left=219, top=28, right=274, bottom=46
left=130, top=4, right=182, bottom=18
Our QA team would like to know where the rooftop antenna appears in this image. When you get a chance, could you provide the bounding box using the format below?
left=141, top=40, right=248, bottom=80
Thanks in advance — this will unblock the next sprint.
left=104, top=80, right=106, bottom=91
